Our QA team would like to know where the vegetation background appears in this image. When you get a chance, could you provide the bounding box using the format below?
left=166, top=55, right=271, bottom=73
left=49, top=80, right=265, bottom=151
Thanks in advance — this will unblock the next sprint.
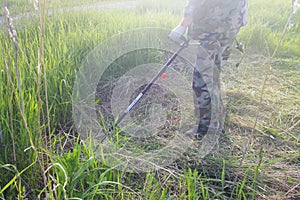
left=0, top=0, right=299, bottom=199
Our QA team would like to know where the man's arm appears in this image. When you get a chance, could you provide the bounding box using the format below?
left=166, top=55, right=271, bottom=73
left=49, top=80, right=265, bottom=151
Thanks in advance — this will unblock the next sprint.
left=169, top=0, right=197, bottom=42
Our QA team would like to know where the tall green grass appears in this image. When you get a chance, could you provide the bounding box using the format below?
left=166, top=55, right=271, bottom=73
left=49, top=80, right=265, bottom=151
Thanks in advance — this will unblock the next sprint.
left=0, top=0, right=128, bottom=16
left=1, top=0, right=300, bottom=199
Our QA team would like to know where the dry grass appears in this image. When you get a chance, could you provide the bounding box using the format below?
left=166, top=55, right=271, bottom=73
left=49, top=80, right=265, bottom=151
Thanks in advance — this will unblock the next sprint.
left=220, top=53, right=300, bottom=198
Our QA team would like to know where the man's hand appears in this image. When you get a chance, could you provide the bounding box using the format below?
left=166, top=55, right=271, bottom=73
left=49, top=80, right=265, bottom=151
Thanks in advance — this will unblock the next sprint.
left=169, top=16, right=192, bottom=43
left=169, top=25, right=187, bottom=43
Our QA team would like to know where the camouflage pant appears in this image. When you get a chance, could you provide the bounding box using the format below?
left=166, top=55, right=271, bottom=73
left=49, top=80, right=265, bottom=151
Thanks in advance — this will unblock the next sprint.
left=192, top=29, right=239, bottom=134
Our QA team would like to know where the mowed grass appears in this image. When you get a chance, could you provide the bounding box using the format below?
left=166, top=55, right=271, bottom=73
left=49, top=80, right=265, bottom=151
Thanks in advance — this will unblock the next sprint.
left=0, top=0, right=299, bottom=199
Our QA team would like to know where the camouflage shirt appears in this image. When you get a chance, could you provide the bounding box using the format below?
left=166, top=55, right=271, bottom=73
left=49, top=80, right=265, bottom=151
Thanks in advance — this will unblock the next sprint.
left=184, top=0, right=248, bottom=38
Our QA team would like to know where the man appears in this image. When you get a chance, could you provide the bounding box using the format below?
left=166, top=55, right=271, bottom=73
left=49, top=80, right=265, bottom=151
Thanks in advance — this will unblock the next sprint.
left=169, top=0, right=248, bottom=138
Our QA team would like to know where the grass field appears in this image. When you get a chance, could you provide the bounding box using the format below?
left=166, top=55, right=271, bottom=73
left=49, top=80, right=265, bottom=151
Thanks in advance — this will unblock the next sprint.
left=0, top=0, right=299, bottom=199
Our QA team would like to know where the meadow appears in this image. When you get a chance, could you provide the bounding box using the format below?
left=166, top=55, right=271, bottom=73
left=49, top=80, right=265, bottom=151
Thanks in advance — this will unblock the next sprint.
left=0, top=0, right=299, bottom=199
